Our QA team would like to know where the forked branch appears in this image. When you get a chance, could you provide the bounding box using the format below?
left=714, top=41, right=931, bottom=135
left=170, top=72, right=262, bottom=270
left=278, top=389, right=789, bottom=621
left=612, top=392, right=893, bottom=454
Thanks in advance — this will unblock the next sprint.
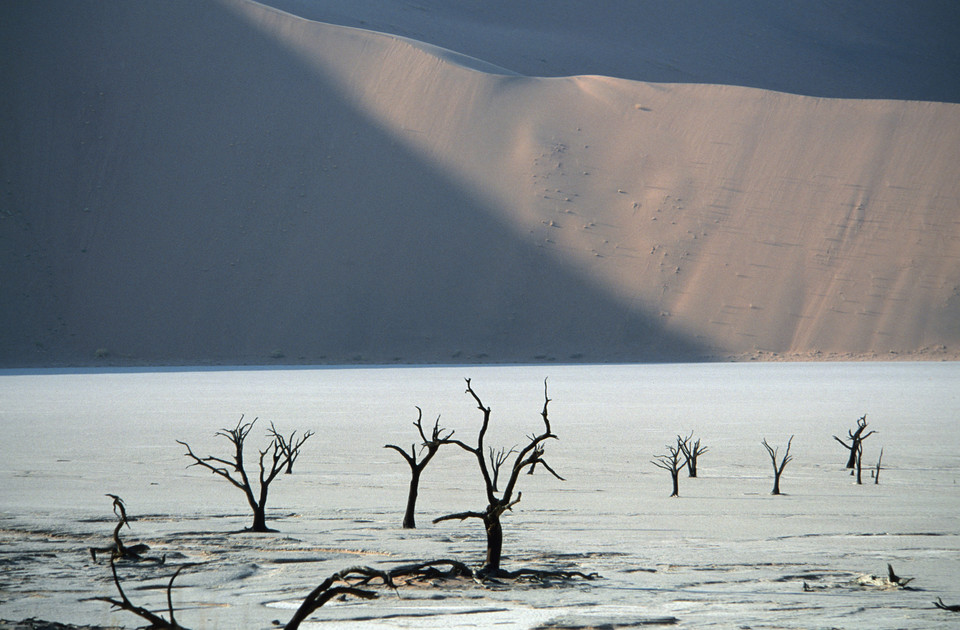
left=284, top=567, right=388, bottom=630
left=268, top=422, right=314, bottom=473
left=92, top=558, right=188, bottom=629
left=385, top=407, right=454, bottom=528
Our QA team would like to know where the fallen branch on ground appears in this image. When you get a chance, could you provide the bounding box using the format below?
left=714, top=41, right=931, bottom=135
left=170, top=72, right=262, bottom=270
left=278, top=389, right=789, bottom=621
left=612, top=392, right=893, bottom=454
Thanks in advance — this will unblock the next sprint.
left=934, top=597, right=960, bottom=612
left=91, top=558, right=188, bottom=629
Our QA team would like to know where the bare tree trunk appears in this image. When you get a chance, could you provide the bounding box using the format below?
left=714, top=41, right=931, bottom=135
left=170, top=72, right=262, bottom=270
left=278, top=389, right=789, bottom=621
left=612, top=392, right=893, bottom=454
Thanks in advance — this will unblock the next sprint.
left=402, top=469, right=422, bottom=529
left=855, top=443, right=863, bottom=485
left=483, top=515, right=503, bottom=573
left=874, top=447, right=883, bottom=485
left=251, top=505, right=269, bottom=533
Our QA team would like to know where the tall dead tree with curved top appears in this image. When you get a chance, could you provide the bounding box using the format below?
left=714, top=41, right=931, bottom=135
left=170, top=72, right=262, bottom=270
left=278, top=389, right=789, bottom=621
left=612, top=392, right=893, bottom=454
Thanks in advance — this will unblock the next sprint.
left=384, top=407, right=453, bottom=529
left=177, top=416, right=309, bottom=532
left=433, top=378, right=564, bottom=577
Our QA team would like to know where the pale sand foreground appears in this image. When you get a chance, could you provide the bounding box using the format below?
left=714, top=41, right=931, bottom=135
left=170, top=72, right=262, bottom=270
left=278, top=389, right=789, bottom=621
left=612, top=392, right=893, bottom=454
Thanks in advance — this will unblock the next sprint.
left=2, top=1, right=959, bottom=367
left=1, top=364, right=958, bottom=628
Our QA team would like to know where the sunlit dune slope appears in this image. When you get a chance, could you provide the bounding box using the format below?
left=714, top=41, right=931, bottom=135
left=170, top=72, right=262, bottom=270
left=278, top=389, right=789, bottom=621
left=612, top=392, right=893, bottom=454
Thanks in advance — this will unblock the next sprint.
left=2, top=0, right=958, bottom=365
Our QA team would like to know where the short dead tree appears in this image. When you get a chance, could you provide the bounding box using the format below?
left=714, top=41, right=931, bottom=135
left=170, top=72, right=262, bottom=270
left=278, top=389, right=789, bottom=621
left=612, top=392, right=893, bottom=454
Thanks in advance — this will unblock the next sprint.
left=384, top=407, right=453, bottom=528
left=833, top=414, right=875, bottom=471
left=177, top=416, right=308, bottom=532
left=677, top=431, right=708, bottom=478
left=433, top=378, right=564, bottom=578
left=89, top=494, right=154, bottom=563
left=762, top=436, right=794, bottom=495
left=268, top=422, right=314, bottom=474
left=872, top=447, right=884, bottom=485
left=652, top=444, right=688, bottom=497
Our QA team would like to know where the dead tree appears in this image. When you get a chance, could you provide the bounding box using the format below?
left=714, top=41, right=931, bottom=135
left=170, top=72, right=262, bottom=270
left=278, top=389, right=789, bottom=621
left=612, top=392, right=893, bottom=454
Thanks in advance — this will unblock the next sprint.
left=833, top=414, right=875, bottom=470
left=873, top=447, right=884, bottom=485
left=384, top=408, right=453, bottom=528
left=762, top=436, right=794, bottom=495
left=177, top=416, right=307, bottom=532
left=677, top=432, right=708, bottom=478
left=433, top=378, right=564, bottom=578
left=268, top=422, right=314, bottom=474
left=652, top=444, right=688, bottom=497
left=92, top=558, right=189, bottom=629
left=89, top=495, right=152, bottom=562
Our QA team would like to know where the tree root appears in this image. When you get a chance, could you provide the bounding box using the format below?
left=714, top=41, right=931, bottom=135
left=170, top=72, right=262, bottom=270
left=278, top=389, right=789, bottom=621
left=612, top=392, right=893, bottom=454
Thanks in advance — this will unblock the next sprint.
left=284, top=560, right=599, bottom=629
left=92, top=556, right=599, bottom=630
left=381, top=558, right=598, bottom=585
left=480, top=566, right=600, bottom=583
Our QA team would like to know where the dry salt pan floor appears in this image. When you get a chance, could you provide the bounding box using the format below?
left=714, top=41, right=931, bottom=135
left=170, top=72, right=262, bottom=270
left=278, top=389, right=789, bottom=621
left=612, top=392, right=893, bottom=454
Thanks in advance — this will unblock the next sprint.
left=1, top=363, right=958, bottom=628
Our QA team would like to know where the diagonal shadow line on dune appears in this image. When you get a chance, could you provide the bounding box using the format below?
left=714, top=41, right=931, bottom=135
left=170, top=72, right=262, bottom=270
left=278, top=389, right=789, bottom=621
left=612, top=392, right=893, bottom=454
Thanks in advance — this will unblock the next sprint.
left=0, top=0, right=713, bottom=367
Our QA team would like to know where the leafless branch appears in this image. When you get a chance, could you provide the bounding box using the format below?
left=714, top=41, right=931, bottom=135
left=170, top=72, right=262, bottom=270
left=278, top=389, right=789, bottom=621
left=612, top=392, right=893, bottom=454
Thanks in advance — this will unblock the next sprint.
left=268, top=421, right=314, bottom=473
left=92, top=558, right=188, bottom=629
left=433, top=510, right=487, bottom=523
left=285, top=568, right=382, bottom=630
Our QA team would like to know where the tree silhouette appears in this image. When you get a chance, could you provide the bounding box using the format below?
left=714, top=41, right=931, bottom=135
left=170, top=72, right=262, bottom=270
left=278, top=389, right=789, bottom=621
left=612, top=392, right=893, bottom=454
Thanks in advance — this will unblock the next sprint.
left=433, top=378, right=563, bottom=577
left=384, top=408, right=453, bottom=528
left=833, top=414, right=875, bottom=470
left=762, top=436, right=794, bottom=495
left=652, top=444, right=688, bottom=497
left=177, top=416, right=308, bottom=532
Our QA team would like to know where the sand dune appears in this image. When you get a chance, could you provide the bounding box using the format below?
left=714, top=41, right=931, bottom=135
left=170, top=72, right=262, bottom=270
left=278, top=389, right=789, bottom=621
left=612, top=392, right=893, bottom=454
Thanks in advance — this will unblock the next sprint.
left=263, top=0, right=960, bottom=103
left=2, top=0, right=958, bottom=366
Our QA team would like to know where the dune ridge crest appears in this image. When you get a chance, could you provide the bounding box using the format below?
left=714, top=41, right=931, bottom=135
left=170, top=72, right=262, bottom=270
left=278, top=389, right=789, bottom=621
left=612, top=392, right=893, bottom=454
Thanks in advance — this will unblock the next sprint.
left=1, top=0, right=958, bottom=366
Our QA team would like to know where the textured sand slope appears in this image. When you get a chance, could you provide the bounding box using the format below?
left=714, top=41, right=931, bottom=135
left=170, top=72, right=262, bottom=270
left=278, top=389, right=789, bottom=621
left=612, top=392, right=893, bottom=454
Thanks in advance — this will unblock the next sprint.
left=1, top=0, right=958, bottom=365
left=222, top=0, right=960, bottom=358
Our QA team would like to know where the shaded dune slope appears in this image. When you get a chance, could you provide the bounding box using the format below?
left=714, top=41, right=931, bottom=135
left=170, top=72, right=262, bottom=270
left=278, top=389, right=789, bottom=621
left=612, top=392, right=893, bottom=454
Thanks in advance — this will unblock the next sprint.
left=1, top=0, right=958, bottom=366
left=1, top=0, right=704, bottom=366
